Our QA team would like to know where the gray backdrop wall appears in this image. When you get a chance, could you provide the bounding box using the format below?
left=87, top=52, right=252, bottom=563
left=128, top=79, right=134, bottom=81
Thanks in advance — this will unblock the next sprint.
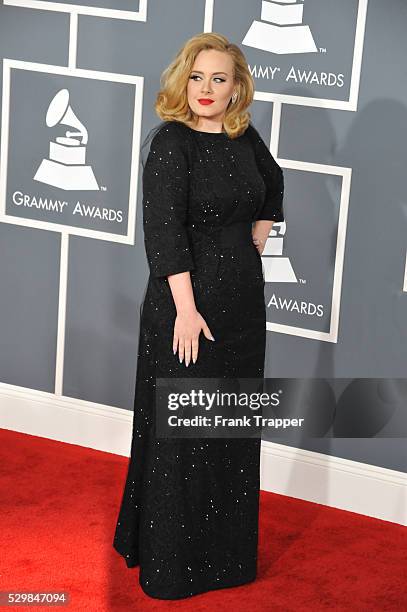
left=0, top=0, right=406, bottom=473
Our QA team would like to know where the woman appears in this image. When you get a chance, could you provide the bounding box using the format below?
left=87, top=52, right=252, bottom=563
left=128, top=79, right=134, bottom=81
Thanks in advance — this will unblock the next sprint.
left=113, top=32, right=285, bottom=599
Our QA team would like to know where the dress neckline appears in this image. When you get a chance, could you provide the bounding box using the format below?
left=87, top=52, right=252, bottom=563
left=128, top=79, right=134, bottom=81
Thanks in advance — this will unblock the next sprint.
left=182, top=123, right=227, bottom=136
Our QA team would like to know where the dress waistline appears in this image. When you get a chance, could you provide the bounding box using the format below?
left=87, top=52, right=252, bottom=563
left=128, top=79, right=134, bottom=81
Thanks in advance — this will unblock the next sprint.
left=219, top=221, right=253, bottom=247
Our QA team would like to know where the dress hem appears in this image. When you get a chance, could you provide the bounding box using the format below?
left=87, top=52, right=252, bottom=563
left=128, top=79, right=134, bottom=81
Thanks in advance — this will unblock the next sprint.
left=138, top=572, right=257, bottom=600
left=113, top=541, right=139, bottom=568
left=113, top=541, right=257, bottom=600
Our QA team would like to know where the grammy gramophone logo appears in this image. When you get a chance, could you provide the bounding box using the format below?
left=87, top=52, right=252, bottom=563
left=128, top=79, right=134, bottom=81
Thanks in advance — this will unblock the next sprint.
left=33, top=88, right=99, bottom=191
left=242, top=0, right=318, bottom=55
left=261, top=221, right=297, bottom=283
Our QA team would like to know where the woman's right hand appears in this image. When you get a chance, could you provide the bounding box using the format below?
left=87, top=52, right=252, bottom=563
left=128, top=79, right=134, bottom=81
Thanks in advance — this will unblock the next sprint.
left=173, top=309, right=215, bottom=366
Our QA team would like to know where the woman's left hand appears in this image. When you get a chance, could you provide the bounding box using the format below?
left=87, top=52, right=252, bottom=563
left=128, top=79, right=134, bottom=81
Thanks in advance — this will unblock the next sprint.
left=252, top=235, right=266, bottom=255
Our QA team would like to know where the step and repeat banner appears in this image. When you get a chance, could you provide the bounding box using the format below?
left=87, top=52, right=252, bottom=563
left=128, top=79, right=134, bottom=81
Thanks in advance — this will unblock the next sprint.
left=0, top=0, right=406, bottom=471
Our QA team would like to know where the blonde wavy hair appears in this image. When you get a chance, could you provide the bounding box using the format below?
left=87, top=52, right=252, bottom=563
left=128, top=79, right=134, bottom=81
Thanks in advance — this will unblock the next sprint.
left=154, top=32, right=254, bottom=139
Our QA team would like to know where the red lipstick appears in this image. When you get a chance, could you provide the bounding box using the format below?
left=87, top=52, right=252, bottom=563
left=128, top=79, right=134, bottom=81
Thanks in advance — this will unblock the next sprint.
left=198, top=99, right=214, bottom=105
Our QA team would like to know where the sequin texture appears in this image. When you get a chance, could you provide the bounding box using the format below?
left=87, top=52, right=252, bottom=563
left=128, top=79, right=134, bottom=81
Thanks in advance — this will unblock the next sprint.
left=113, top=120, right=285, bottom=600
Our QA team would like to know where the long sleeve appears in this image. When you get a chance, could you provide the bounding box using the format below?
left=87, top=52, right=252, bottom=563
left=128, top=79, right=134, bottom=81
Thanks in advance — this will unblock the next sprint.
left=142, top=123, right=195, bottom=279
left=248, top=123, right=285, bottom=222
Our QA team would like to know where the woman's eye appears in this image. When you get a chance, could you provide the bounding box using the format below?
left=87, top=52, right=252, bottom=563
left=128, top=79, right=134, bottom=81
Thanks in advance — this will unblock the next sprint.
left=190, top=75, right=225, bottom=83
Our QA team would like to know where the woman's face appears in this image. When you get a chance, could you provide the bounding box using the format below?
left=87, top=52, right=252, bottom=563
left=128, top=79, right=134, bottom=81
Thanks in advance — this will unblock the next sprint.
left=187, top=49, right=236, bottom=126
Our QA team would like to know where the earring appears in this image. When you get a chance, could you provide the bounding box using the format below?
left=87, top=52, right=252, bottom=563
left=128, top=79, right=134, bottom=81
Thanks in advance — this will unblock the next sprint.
left=231, top=91, right=238, bottom=104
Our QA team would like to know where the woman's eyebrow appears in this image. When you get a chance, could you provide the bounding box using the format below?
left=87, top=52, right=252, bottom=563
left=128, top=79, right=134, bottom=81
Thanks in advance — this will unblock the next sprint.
left=191, top=71, right=228, bottom=76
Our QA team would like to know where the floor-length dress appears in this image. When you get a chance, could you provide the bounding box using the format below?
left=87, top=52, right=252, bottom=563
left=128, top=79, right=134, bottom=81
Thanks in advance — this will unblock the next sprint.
left=113, top=119, right=285, bottom=599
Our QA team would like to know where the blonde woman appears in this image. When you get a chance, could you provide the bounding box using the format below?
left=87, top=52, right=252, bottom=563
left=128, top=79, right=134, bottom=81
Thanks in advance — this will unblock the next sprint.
left=113, top=32, right=285, bottom=599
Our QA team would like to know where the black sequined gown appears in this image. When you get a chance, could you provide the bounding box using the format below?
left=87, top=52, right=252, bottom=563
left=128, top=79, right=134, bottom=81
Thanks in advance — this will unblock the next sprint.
left=113, top=120, right=284, bottom=599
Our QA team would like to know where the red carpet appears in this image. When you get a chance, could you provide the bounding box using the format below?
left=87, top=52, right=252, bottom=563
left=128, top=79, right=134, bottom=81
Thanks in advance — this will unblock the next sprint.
left=1, top=428, right=406, bottom=611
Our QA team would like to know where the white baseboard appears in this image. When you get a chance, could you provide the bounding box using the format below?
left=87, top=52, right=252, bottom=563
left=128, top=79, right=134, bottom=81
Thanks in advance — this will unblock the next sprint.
left=0, top=383, right=132, bottom=457
left=1, top=383, right=406, bottom=526
left=260, top=440, right=406, bottom=526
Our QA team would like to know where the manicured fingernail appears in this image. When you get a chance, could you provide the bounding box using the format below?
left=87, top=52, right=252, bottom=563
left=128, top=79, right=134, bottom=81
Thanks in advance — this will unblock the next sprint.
left=210, top=336, right=215, bottom=341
